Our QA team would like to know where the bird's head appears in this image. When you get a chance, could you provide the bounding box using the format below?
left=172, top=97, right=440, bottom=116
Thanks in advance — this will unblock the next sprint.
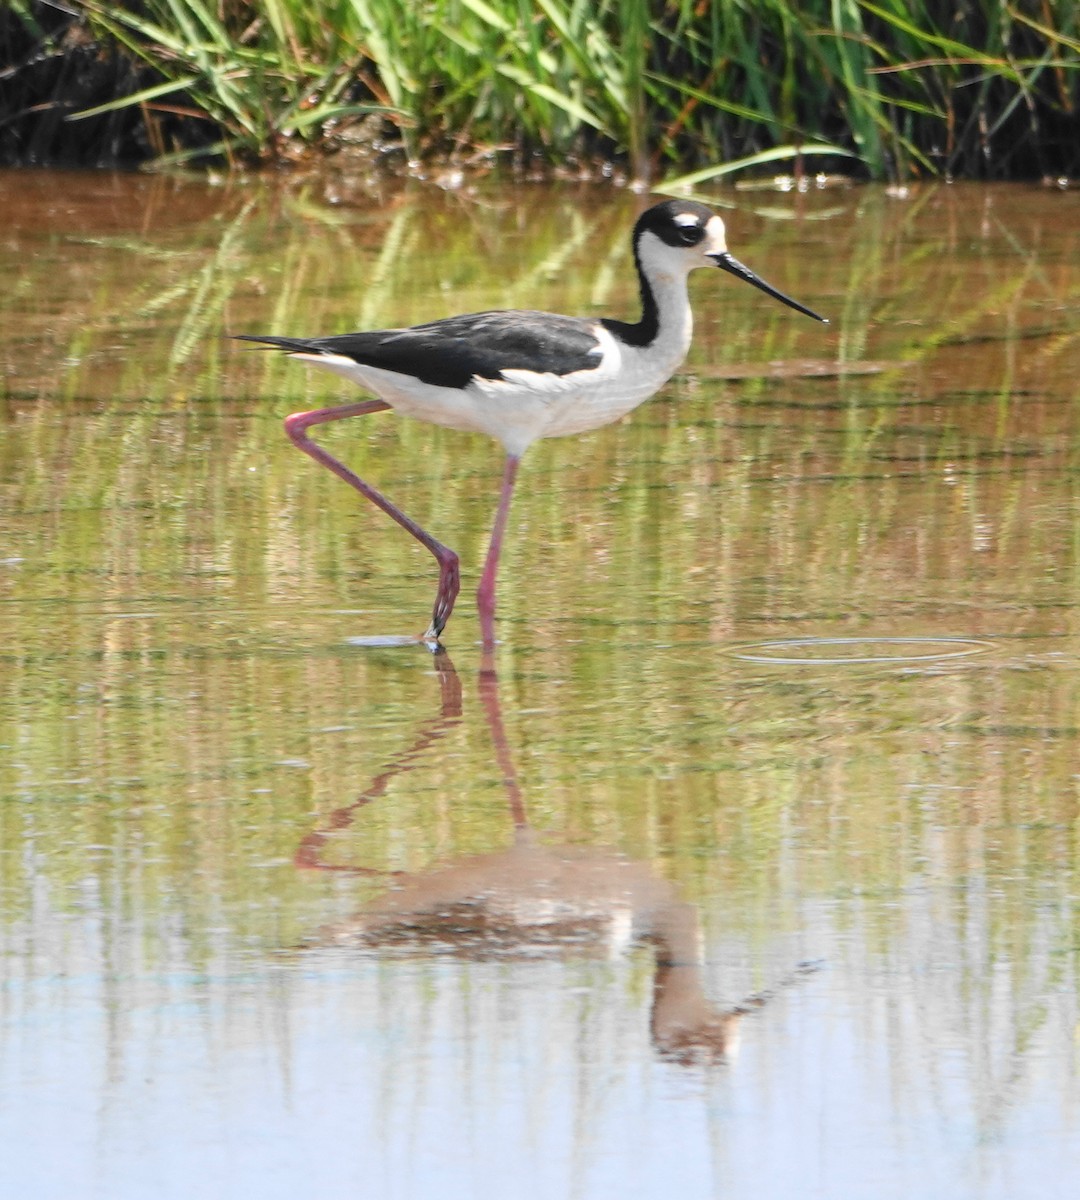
left=635, top=199, right=827, bottom=324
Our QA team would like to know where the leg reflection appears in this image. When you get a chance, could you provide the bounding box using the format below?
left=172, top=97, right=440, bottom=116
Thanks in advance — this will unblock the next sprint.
left=293, top=648, right=462, bottom=875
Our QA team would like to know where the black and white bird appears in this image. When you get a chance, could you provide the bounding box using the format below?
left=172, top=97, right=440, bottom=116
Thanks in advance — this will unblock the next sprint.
left=237, top=199, right=826, bottom=646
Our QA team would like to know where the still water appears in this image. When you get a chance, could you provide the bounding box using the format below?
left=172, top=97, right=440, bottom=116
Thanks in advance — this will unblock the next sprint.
left=2, top=170, right=1079, bottom=1198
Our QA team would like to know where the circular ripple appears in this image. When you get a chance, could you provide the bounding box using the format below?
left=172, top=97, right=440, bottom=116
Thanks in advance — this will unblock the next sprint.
left=728, top=636, right=993, bottom=665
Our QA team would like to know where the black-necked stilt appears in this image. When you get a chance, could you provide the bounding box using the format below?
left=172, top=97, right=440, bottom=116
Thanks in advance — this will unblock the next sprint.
left=237, top=199, right=826, bottom=646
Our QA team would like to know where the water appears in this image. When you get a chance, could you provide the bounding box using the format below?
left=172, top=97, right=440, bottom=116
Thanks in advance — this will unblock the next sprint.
left=2, top=170, right=1080, bottom=1199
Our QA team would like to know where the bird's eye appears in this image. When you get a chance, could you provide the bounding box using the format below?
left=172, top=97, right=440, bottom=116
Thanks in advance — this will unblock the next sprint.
left=677, top=223, right=704, bottom=246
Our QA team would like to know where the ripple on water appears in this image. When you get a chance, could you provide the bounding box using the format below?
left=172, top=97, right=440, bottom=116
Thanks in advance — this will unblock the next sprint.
left=726, top=636, right=994, bottom=665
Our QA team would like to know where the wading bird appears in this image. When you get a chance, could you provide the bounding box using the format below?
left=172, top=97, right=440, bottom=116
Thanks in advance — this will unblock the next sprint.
left=237, top=199, right=825, bottom=646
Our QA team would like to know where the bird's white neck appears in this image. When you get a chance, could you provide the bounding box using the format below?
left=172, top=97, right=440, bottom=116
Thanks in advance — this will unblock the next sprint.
left=602, top=233, right=697, bottom=370
left=641, top=257, right=696, bottom=366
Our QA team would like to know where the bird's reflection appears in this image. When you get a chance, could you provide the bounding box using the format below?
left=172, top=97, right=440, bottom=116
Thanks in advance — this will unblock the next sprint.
left=294, top=651, right=806, bottom=1066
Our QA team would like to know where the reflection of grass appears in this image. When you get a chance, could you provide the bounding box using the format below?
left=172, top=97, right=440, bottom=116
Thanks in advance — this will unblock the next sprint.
left=2, top=183, right=1080, bottom=974
left=2, top=186, right=1078, bottom=1144
left=30, top=1, right=1075, bottom=179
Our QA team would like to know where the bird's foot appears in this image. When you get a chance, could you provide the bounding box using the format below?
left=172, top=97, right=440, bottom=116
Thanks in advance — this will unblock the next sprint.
left=426, top=552, right=460, bottom=643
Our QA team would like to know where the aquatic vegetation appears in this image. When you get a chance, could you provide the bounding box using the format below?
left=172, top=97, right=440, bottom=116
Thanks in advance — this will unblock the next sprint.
left=4, top=1, right=1080, bottom=179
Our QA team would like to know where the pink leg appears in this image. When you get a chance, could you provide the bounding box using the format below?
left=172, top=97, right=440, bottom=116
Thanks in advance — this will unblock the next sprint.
left=285, top=401, right=460, bottom=641
left=477, top=454, right=521, bottom=648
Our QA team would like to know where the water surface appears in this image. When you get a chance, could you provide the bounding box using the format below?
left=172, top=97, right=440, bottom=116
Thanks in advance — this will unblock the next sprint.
left=2, top=170, right=1079, bottom=1199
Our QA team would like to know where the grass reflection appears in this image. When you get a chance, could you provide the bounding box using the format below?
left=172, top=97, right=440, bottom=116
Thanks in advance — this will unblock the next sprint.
left=1, top=177, right=1079, bottom=1048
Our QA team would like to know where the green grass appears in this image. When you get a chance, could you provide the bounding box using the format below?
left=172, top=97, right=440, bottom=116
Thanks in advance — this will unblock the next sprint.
left=7, top=0, right=1080, bottom=179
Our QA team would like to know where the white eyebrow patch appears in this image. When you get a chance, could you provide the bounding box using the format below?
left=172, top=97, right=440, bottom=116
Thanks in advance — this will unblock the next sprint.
left=673, top=212, right=700, bottom=227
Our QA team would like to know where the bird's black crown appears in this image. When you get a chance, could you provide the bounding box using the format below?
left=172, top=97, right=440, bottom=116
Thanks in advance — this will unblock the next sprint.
left=634, top=200, right=715, bottom=250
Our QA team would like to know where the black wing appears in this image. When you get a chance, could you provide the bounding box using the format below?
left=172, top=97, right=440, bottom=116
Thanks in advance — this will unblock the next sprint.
left=235, top=310, right=604, bottom=390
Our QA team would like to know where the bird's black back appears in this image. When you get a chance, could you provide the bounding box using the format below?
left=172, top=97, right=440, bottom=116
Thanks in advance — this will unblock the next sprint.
left=237, top=310, right=604, bottom=389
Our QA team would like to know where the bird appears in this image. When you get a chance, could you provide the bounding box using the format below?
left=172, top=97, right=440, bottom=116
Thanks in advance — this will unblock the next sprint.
left=236, top=199, right=826, bottom=647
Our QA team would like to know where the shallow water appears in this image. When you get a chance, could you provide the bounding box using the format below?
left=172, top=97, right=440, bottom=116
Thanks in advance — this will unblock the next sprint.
left=2, top=170, right=1080, bottom=1199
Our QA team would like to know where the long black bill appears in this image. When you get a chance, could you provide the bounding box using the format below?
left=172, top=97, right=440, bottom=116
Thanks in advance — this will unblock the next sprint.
left=711, top=252, right=827, bottom=323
